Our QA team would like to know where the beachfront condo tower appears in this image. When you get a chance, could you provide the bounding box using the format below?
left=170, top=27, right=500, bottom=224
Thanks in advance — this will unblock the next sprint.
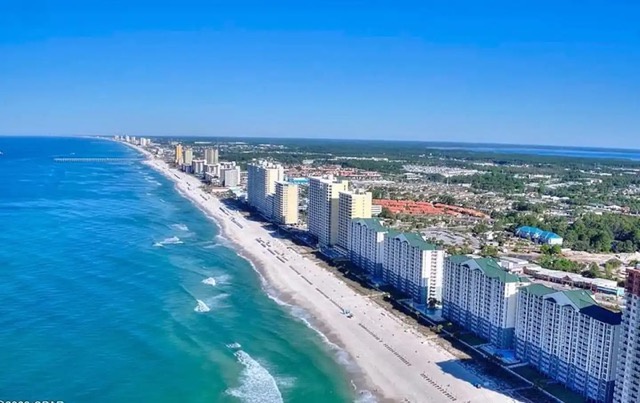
left=337, top=190, right=372, bottom=250
left=442, top=256, right=527, bottom=349
left=183, top=148, right=193, bottom=166
left=382, top=232, right=444, bottom=304
left=516, top=284, right=621, bottom=403
left=204, top=148, right=219, bottom=165
left=613, top=267, right=640, bottom=403
left=174, top=144, right=183, bottom=166
left=349, top=218, right=387, bottom=278
left=274, top=181, right=299, bottom=225
left=247, top=161, right=284, bottom=218
left=308, top=176, right=349, bottom=247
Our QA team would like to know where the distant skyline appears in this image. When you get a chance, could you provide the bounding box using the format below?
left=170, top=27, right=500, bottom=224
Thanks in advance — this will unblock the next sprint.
left=1, top=1, right=639, bottom=148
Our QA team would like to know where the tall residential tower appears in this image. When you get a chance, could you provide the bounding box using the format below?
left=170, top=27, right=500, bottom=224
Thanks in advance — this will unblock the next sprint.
left=308, top=176, right=348, bottom=247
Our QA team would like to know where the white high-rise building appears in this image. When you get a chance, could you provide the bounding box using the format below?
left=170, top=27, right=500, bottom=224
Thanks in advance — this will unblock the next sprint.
left=442, top=256, right=528, bottom=349
left=614, top=268, right=640, bottom=402
left=247, top=161, right=284, bottom=218
left=204, top=148, right=219, bottom=165
left=191, top=159, right=205, bottom=174
left=221, top=166, right=241, bottom=187
left=337, top=190, right=372, bottom=250
left=382, top=232, right=444, bottom=304
left=308, top=176, right=348, bottom=247
left=183, top=148, right=193, bottom=166
left=274, top=181, right=299, bottom=225
left=516, top=284, right=621, bottom=403
left=349, top=218, right=387, bottom=278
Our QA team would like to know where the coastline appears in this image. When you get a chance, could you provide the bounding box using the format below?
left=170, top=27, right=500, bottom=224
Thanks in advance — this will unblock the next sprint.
left=124, top=142, right=518, bottom=403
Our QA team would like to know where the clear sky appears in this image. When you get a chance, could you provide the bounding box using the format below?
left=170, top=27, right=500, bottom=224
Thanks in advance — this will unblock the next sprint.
left=1, top=1, right=639, bottom=147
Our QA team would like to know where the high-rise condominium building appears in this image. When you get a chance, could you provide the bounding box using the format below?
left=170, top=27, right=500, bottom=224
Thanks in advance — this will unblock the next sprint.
left=349, top=218, right=387, bottom=278
left=221, top=166, right=241, bottom=188
left=382, top=232, right=444, bottom=304
left=516, top=284, right=621, bottom=403
left=183, top=148, right=193, bottom=166
left=442, top=256, right=528, bottom=349
left=204, top=148, right=219, bottom=165
left=337, top=190, right=372, bottom=250
left=247, top=161, right=284, bottom=217
left=613, top=268, right=640, bottom=402
left=174, top=144, right=184, bottom=165
left=274, top=181, right=299, bottom=225
left=307, top=176, right=349, bottom=247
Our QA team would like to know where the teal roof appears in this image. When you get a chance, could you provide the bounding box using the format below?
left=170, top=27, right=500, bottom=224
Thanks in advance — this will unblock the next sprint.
left=388, top=232, right=437, bottom=250
left=447, top=255, right=472, bottom=264
left=522, top=283, right=556, bottom=297
left=563, top=289, right=597, bottom=310
left=351, top=218, right=387, bottom=232
left=462, top=257, right=524, bottom=283
left=524, top=285, right=621, bottom=325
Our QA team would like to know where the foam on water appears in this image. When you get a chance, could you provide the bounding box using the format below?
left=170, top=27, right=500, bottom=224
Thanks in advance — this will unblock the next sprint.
left=204, top=293, right=230, bottom=309
left=193, top=299, right=210, bottom=313
left=153, top=236, right=183, bottom=247
left=226, top=342, right=242, bottom=350
left=201, top=277, right=217, bottom=286
left=171, top=223, right=189, bottom=231
left=226, top=350, right=284, bottom=403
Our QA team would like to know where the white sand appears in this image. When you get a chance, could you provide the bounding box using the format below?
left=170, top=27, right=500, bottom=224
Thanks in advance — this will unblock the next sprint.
left=131, top=144, right=520, bottom=403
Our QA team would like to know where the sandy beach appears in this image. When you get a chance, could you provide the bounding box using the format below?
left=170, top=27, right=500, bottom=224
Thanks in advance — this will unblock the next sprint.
left=129, top=143, right=520, bottom=403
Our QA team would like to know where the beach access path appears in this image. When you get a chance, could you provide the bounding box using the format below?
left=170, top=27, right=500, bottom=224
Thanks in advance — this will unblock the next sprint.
left=133, top=145, right=520, bottom=403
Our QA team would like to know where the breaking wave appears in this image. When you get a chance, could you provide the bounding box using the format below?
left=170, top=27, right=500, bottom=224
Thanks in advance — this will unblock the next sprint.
left=153, top=236, right=183, bottom=247
left=226, top=350, right=284, bottom=403
left=202, top=277, right=217, bottom=286
left=171, top=223, right=189, bottom=231
left=193, top=299, right=210, bottom=313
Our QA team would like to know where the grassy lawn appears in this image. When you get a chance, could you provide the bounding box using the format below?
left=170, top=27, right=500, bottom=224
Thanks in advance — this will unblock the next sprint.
left=457, top=332, right=487, bottom=346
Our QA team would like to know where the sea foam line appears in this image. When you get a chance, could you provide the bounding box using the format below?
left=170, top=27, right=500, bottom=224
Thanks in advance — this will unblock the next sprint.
left=226, top=350, right=284, bottom=403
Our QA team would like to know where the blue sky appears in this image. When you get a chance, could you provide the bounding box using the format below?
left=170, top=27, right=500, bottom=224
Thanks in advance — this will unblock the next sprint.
left=1, top=1, right=639, bottom=147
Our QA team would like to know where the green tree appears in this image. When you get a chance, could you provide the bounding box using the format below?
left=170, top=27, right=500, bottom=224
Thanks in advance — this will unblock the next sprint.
left=480, top=245, right=499, bottom=258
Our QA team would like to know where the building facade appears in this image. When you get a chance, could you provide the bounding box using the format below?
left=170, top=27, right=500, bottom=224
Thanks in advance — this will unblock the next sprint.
left=307, top=176, right=348, bottom=246
left=183, top=147, right=193, bottom=166
left=174, top=144, right=183, bottom=166
left=516, top=284, right=621, bottom=403
left=274, top=181, right=299, bottom=225
left=246, top=161, right=284, bottom=217
left=204, top=148, right=219, bottom=165
left=442, top=256, right=527, bottom=349
left=191, top=159, right=205, bottom=175
left=221, top=166, right=241, bottom=187
left=348, top=218, right=387, bottom=278
left=382, top=232, right=444, bottom=304
left=337, top=190, right=372, bottom=250
left=614, top=268, right=640, bottom=402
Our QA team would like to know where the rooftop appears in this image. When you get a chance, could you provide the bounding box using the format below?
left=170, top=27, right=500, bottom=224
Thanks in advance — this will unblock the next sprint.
left=522, top=284, right=621, bottom=325
left=388, top=232, right=437, bottom=251
left=351, top=217, right=387, bottom=232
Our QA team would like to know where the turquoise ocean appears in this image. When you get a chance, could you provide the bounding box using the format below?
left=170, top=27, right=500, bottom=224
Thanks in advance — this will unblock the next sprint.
left=0, top=137, right=357, bottom=403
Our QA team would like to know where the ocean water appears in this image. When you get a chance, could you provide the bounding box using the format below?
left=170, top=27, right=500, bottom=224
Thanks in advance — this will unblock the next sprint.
left=0, top=137, right=356, bottom=402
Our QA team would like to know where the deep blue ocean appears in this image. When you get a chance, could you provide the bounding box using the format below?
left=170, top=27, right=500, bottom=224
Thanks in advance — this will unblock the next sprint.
left=0, top=137, right=355, bottom=403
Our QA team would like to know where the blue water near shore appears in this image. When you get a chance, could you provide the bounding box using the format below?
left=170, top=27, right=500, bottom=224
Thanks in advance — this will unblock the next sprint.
left=0, top=137, right=356, bottom=403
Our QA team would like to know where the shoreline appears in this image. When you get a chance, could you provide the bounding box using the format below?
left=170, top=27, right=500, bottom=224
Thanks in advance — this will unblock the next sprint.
left=123, top=142, right=518, bottom=403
